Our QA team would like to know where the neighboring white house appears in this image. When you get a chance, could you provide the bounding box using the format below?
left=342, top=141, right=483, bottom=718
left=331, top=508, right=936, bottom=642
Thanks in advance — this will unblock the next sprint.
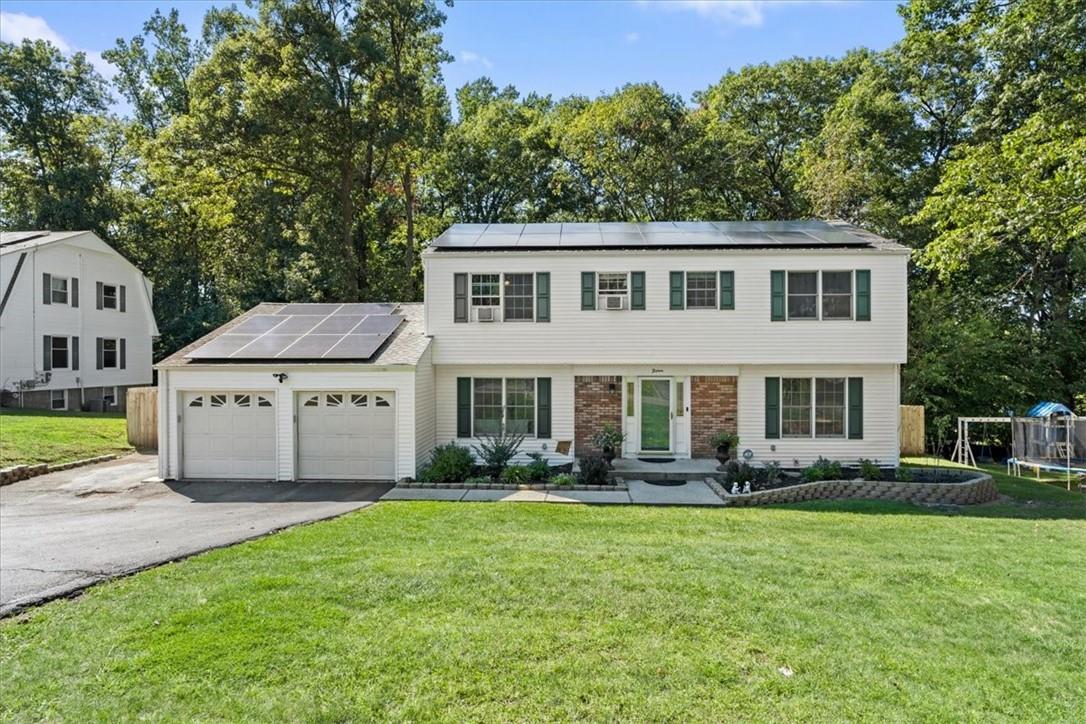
left=155, top=220, right=909, bottom=481
left=0, top=231, right=158, bottom=412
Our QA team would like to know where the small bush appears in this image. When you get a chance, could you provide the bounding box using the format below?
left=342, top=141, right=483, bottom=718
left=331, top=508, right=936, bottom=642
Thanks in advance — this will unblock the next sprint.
left=896, top=466, right=914, bottom=482
left=472, top=431, right=525, bottom=476
left=418, top=443, right=474, bottom=483
left=463, top=475, right=493, bottom=486
left=803, top=456, right=843, bottom=482
left=552, top=473, right=576, bottom=487
left=858, top=458, right=883, bottom=481
left=525, top=452, right=552, bottom=481
left=722, top=460, right=756, bottom=485
left=500, top=465, right=531, bottom=485
left=757, top=460, right=782, bottom=488
left=577, top=456, right=610, bottom=486
left=710, top=431, right=740, bottom=449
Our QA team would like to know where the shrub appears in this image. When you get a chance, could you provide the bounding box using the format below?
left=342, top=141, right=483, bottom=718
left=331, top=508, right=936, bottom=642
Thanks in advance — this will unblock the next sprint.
left=418, top=443, right=474, bottom=483
left=525, top=451, right=552, bottom=481
left=896, top=466, right=914, bottom=482
left=500, top=465, right=531, bottom=485
left=758, top=460, right=782, bottom=488
left=472, top=431, right=525, bottom=476
left=591, top=424, right=625, bottom=451
left=722, top=460, right=756, bottom=485
left=463, top=475, right=493, bottom=486
left=552, top=473, right=576, bottom=487
left=803, top=456, right=843, bottom=482
left=576, top=455, right=610, bottom=486
left=858, top=458, right=883, bottom=481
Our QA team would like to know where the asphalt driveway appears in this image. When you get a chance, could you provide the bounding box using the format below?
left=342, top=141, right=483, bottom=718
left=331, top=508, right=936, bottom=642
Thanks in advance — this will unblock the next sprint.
left=0, top=455, right=391, bottom=616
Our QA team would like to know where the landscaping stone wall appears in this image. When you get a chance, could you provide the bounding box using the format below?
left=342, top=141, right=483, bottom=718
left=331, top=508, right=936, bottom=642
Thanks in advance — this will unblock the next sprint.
left=711, top=469, right=998, bottom=506
left=690, top=376, right=738, bottom=458
left=574, top=376, right=623, bottom=458
left=0, top=454, right=120, bottom=486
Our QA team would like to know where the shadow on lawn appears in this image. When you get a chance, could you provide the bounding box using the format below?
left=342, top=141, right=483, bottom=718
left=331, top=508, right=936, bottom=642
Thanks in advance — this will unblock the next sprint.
left=166, top=480, right=393, bottom=504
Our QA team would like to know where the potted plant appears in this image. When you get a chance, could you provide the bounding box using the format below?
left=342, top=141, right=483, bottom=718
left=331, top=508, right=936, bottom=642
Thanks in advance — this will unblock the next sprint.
left=591, top=424, right=626, bottom=468
left=710, top=432, right=740, bottom=468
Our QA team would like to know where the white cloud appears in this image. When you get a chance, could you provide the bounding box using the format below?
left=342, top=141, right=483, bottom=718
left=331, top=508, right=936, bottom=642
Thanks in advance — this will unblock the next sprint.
left=625, top=31, right=640, bottom=44
left=458, top=50, right=493, bottom=70
left=640, top=1, right=842, bottom=29
left=0, top=11, right=114, bottom=78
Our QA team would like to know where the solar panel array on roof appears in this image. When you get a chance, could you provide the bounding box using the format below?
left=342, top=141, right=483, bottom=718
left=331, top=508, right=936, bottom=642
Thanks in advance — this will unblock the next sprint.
left=185, top=303, right=403, bottom=361
left=429, top=220, right=879, bottom=251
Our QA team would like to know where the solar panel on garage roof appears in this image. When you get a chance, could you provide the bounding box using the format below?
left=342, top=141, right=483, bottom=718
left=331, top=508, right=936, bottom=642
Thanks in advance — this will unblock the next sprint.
left=428, top=220, right=878, bottom=250
left=185, top=304, right=403, bottom=361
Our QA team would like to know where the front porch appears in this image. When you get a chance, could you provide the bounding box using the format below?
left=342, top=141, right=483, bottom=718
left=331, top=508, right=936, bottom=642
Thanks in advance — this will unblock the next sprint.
left=609, top=456, right=723, bottom=483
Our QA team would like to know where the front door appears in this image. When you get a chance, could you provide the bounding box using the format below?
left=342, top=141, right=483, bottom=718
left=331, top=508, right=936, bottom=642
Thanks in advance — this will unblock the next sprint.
left=639, top=378, right=672, bottom=453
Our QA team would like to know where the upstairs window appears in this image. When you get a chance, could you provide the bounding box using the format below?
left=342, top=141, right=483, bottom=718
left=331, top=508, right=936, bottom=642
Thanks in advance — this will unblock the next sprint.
left=50, top=276, right=69, bottom=304
left=787, top=272, right=818, bottom=319
left=102, top=284, right=118, bottom=310
left=821, top=272, right=853, bottom=320
left=686, top=272, right=717, bottom=309
left=598, top=273, right=628, bottom=295
left=503, top=273, right=534, bottom=321
left=471, top=274, right=500, bottom=307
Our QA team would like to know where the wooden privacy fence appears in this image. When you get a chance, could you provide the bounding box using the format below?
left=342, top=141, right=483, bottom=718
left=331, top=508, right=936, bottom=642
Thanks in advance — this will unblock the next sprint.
left=127, top=386, right=158, bottom=450
left=900, top=405, right=925, bottom=456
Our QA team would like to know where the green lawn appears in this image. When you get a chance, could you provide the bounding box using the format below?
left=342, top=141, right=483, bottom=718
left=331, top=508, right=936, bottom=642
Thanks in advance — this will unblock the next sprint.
left=1, top=467, right=1083, bottom=721
left=0, top=408, right=133, bottom=467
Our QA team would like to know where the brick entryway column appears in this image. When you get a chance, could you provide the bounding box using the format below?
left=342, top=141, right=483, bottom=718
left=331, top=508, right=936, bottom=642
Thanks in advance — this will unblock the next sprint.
left=690, top=376, right=738, bottom=458
left=574, top=376, right=623, bottom=458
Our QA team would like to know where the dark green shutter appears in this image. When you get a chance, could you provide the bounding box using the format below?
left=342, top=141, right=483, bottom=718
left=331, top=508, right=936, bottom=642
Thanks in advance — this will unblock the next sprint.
left=457, top=377, right=472, bottom=437
left=848, top=377, right=864, bottom=439
left=453, top=273, right=468, bottom=322
left=770, top=271, right=785, bottom=321
left=71, top=278, right=79, bottom=308
left=669, top=271, right=684, bottom=309
left=855, top=270, right=871, bottom=321
left=765, top=377, right=780, bottom=439
left=42, top=274, right=51, bottom=305
left=119, top=285, right=126, bottom=313
left=96, top=281, right=103, bottom=310
left=536, top=272, right=550, bottom=322
left=120, top=338, right=126, bottom=370
left=581, top=272, right=596, bottom=310
left=71, top=336, right=79, bottom=371
left=43, top=335, right=52, bottom=371
left=537, top=378, right=551, bottom=438
left=96, top=337, right=104, bottom=370
left=719, top=271, right=734, bottom=310
left=630, top=271, right=645, bottom=310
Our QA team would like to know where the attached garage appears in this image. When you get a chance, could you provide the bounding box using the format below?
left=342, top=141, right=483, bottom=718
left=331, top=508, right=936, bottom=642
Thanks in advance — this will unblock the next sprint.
left=181, top=391, right=276, bottom=479
left=296, top=391, right=396, bottom=480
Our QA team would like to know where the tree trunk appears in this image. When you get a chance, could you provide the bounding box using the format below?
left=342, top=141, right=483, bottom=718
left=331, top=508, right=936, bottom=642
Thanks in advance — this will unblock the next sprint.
left=402, top=162, right=416, bottom=300
left=338, top=157, right=360, bottom=300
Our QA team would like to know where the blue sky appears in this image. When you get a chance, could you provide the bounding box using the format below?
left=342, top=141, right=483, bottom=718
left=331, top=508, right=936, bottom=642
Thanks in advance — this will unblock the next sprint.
left=0, top=0, right=905, bottom=107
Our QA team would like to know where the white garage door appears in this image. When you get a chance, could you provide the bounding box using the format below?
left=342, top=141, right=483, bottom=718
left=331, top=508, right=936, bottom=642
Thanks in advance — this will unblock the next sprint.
left=296, top=391, right=396, bottom=480
left=182, top=392, right=277, bottom=479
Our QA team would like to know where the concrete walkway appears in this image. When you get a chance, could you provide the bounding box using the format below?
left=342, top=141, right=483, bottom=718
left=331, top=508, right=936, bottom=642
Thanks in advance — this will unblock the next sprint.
left=381, top=479, right=724, bottom=507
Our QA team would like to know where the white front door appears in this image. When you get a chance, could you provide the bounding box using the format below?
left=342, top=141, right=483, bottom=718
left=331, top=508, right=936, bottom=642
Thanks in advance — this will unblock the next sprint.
left=182, top=391, right=276, bottom=479
left=296, top=391, right=396, bottom=480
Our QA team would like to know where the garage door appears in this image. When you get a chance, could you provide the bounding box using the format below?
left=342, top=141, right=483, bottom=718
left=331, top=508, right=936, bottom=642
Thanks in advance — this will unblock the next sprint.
left=296, top=391, right=396, bottom=480
left=182, top=392, right=276, bottom=479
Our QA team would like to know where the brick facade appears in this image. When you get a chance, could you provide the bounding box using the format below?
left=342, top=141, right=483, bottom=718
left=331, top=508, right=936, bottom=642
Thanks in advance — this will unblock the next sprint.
left=574, top=376, right=624, bottom=458
left=690, top=376, right=738, bottom=458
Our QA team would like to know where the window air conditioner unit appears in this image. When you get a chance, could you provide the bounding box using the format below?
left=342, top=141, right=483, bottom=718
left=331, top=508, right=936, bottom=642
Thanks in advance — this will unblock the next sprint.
left=604, top=295, right=627, bottom=310
left=476, top=307, right=496, bottom=322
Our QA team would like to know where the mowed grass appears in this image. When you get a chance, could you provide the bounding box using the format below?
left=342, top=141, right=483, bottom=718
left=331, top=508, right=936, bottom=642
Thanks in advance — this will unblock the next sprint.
left=2, top=467, right=1083, bottom=721
left=0, top=408, right=132, bottom=467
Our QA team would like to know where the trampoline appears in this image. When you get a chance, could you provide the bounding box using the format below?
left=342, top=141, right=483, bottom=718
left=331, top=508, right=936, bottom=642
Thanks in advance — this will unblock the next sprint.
left=1007, top=412, right=1086, bottom=488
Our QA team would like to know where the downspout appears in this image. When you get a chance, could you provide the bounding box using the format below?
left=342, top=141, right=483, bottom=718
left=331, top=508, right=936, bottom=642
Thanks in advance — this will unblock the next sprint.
left=79, top=251, right=85, bottom=409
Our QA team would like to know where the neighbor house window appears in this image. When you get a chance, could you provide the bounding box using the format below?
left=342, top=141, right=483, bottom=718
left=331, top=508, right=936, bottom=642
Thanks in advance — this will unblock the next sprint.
left=102, top=284, right=118, bottom=310
left=50, top=276, right=69, bottom=304
left=815, top=378, right=846, bottom=437
left=781, top=378, right=812, bottom=437
left=597, top=273, right=628, bottom=295
left=686, top=272, right=717, bottom=309
left=51, top=336, right=70, bottom=369
left=821, top=272, right=853, bottom=320
left=50, top=389, right=66, bottom=410
left=102, top=338, right=118, bottom=368
left=503, top=273, right=533, bottom=321
left=472, top=378, right=503, bottom=435
left=787, top=272, right=818, bottom=319
left=504, top=379, right=536, bottom=435
left=104, top=387, right=119, bottom=408
left=470, top=274, right=500, bottom=307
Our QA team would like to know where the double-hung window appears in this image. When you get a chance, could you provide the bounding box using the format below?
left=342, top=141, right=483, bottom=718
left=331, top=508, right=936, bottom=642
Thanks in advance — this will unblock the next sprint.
left=781, top=378, right=812, bottom=437
left=779, top=377, right=848, bottom=438
left=504, top=379, right=536, bottom=435
left=50, top=276, right=69, bottom=304
left=787, top=272, right=818, bottom=319
left=50, top=389, right=67, bottom=410
left=598, top=273, right=628, bottom=296
left=51, top=336, right=70, bottom=369
left=102, top=338, right=118, bottom=368
left=686, top=272, right=717, bottom=309
left=503, top=273, right=534, bottom=321
left=783, top=271, right=855, bottom=320
left=470, top=274, right=500, bottom=308
left=472, top=378, right=535, bottom=436
left=102, top=284, right=118, bottom=310
left=815, top=378, right=846, bottom=437
left=821, top=272, right=852, bottom=320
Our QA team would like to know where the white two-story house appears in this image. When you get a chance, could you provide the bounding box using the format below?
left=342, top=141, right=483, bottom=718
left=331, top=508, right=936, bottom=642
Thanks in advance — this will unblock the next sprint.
left=154, top=220, right=908, bottom=481
left=0, top=231, right=158, bottom=412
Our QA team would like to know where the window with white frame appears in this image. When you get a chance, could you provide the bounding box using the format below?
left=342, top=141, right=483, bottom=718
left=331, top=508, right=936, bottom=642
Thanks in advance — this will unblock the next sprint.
left=821, top=272, right=853, bottom=320
left=104, top=387, right=118, bottom=408
left=51, top=336, right=70, bottom=369
left=787, top=272, right=818, bottom=319
left=50, top=389, right=66, bottom=410
left=472, top=378, right=535, bottom=436
left=50, top=276, right=69, bottom=304
left=503, top=273, right=534, bottom=321
left=597, top=273, right=628, bottom=295
left=686, top=272, right=717, bottom=309
left=779, top=377, right=850, bottom=438
left=781, top=378, right=812, bottom=437
left=815, top=378, right=846, bottom=437
left=470, top=274, right=500, bottom=307
left=102, top=284, right=118, bottom=310
left=102, top=338, right=119, bottom=368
